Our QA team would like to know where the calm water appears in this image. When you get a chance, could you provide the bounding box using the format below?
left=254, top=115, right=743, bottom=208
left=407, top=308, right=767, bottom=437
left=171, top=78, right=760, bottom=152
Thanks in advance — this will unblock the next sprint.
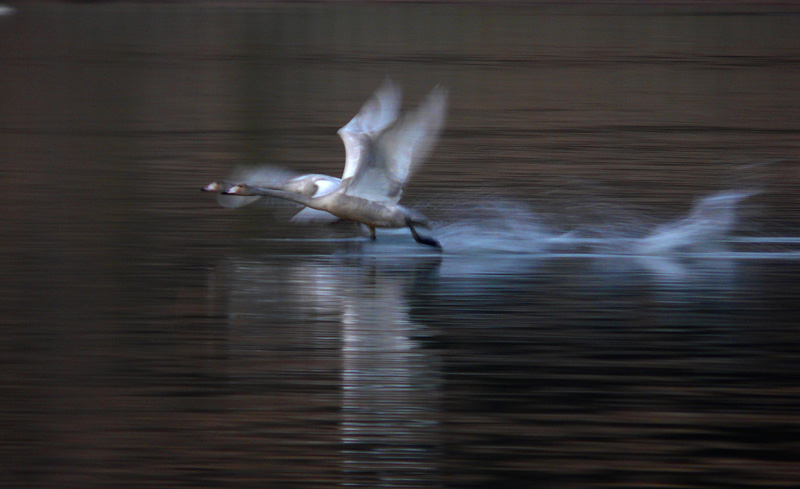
left=2, top=3, right=800, bottom=488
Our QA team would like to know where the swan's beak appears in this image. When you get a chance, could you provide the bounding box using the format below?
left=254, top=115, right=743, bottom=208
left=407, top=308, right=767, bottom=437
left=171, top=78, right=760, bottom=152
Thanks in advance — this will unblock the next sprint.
left=202, top=182, right=221, bottom=192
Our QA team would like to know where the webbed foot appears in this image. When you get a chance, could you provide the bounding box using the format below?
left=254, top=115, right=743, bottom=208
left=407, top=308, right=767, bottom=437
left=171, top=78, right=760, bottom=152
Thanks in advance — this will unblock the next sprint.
left=409, top=225, right=442, bottom=250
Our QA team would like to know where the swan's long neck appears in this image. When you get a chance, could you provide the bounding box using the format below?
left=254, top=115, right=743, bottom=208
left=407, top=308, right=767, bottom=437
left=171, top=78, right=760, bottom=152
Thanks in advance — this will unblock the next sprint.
left=245, top=186, right=317, bottom=208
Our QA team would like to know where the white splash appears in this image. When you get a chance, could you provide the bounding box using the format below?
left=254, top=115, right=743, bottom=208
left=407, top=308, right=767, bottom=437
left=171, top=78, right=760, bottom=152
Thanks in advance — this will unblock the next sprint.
left=434, top=200, right=554, bottom=254
left=428, top=191, right=756, bottom=260
left=635, top=191, right=755, bottom=255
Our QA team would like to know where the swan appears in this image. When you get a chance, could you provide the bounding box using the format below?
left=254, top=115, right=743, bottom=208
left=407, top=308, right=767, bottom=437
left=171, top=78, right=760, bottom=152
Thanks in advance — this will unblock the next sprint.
left=224, top=82, right=447, bottom=248
left=202, top=79, right=402, bottom=223
left=203, top=173, right=342, bottom=222
left=225, top=181, right=442, bottom=247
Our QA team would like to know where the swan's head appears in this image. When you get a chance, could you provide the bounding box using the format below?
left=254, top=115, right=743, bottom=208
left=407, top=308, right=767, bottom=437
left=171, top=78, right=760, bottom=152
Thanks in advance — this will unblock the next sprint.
left=223, top=184, right=252, bottom=196
left=202, top=181, right=232, bottom=192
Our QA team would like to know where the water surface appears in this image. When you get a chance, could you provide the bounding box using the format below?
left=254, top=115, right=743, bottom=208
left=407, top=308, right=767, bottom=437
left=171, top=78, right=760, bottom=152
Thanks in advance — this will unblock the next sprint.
left=1, top=3, right=800, bottom=488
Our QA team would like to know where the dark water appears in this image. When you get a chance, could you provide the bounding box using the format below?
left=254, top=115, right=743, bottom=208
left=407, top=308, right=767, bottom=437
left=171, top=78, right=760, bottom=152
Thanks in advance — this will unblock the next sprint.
left=2, top=3, right=800, bottom=488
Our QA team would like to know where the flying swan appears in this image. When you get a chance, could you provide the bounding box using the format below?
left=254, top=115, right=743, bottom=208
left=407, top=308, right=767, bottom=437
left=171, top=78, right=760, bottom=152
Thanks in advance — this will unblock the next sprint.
left=202, top=80, right=402, bottom=222
left=221, top=80, right=447, bottom=248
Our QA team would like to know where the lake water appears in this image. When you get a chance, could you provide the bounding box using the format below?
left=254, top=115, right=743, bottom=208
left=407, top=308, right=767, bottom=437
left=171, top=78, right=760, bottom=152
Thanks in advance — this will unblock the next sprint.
left=1, top=3, right=800, bottom=488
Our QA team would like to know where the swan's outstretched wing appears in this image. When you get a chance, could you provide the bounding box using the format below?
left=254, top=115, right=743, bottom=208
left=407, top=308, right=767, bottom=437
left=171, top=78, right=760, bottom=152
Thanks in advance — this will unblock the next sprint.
left=343, top=86, right=448, bottom=204
left=337, top=79, right=402, bottom=181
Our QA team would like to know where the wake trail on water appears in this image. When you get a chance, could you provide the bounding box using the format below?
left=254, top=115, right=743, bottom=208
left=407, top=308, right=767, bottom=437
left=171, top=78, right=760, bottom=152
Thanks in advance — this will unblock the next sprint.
left=432, top=190, right=787, bottom=257
left=434, top=200, right=554, bottom=254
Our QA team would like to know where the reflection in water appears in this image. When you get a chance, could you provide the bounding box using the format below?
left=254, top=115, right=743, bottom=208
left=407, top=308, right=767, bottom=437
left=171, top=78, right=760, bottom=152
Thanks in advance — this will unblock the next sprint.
left=339, top=270, right=442, bottom=487
left=214, top=240, right=759, bottom=487
left=223, top=256, right=442, bottom=487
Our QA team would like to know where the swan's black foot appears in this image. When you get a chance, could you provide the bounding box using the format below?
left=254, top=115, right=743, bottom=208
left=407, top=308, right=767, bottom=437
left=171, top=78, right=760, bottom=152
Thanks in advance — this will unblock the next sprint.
left=409, top=225, right=442, bottom=250
left=416, top=235, right=442, bottom=249
left=369, top=227, right=377, bottom=241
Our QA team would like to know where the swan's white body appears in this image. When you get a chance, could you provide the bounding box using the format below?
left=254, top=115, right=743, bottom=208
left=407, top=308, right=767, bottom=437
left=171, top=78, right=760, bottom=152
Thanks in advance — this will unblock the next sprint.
left=276, top=174, right=342, bottom=223
left=223, top=80, right=448, bottom=248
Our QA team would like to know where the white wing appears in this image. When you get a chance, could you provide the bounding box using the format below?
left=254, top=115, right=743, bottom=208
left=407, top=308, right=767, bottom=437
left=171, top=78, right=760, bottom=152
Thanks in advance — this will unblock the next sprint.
left=289, top=177, right=341, bottom=223
left=309, top=176, right=342, bottom=197
left=337, top=79, right=402, bottom=181
left=343, top=85, right=448, bottom=204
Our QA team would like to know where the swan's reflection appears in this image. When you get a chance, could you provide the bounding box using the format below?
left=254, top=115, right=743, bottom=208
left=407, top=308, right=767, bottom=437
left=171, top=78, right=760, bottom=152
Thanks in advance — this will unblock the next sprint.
left=223, top=253, right=443, bottom=487
left=215, top=186, right=756, bottom=486
left=338, top=268, right=442, bottom=486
